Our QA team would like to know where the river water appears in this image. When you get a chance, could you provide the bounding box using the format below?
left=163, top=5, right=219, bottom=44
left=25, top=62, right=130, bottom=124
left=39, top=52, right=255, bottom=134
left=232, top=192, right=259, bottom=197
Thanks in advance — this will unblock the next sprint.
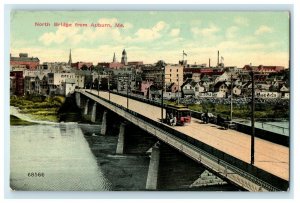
left=234, top=119, right=289, bottom=136
left=10, top=106, right=240, bottom=191
left=10, top=121, right=151, bottom=191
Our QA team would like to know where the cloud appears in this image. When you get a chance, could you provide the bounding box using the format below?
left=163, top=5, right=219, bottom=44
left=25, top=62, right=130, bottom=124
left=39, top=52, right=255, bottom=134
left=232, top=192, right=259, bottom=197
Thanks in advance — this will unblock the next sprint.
left=255, top=25, right=273, bottom=35
left=234, top=17, right=249, bottom=26
left=134, top=21, right=167, bottom=42
left=124, top=22, right=133, bottom=29
left=170, top=28, right=180, bottom=37
left=226, top=26, right=239, bottom=38
left=39, top=26, right=81, bottom=45
left=191, top=24, right=219, bottom=37
left=38, top=18, right=129, bottom=46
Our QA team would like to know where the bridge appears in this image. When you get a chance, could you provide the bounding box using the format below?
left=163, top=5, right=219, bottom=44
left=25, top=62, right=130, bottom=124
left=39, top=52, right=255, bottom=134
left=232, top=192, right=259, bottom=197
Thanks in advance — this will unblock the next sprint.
left=74, top=89, right=289, bottom=191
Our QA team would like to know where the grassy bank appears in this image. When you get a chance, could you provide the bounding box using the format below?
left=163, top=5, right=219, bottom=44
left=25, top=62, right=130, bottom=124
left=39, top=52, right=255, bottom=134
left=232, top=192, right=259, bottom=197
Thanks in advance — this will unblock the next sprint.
left=10, top=95, right=65, bottom=122
left=165, top=100, right=289, bottom=120
left=10, top=115, right=36, bottom=126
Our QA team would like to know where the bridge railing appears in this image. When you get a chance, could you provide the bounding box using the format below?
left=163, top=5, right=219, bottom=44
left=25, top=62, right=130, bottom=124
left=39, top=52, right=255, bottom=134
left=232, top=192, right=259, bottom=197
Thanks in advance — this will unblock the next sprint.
left=109, top=90, right=289, bottom=146
left=83, top=90, right=289, bottom=191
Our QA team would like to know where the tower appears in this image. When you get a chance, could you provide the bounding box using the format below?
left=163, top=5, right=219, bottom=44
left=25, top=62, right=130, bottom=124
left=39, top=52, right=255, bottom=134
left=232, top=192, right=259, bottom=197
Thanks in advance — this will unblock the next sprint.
left=113, top=52, right=117, bottom=63
left=121, top=49, right=127, bottom=65
left=68, top=49, right=72, bottom=65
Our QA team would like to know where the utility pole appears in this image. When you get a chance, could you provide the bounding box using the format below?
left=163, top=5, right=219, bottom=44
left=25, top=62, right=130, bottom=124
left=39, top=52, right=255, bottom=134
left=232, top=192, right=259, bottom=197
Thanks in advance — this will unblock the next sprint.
left=97, top=68, right=100, bottom=96
left=90, top=67, right=92, bottom=92
left=160, top=62, right=166, bottom=123
left=127, top=73, right=129, bottom=109
left=177, top=75, right=180, bottom=105
left=230, top=74, right=233, bottom=121
left=108, top=71, right=110, bottom=101
left=250, top=68, right=255, bottom=165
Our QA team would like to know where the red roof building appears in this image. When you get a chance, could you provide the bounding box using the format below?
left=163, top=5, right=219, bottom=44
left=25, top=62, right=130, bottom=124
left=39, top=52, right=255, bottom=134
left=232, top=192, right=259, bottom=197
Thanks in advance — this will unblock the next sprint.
left=243, top=65, right=284, bottom=73
left=10, top=53, right=40, bottom=70
left=71, top=62, right=94, bottom=70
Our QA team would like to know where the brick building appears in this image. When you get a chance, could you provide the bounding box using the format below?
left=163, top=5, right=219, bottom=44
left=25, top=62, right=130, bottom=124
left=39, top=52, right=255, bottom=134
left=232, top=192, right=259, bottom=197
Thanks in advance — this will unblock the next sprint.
left=10, top=71, right=24, bottom=96
left=71, top=62, right=93, bottom=70
left=97, top=62, right=124, bottom=70
left=10, top=53, right=40, bottom=70
left=243, top=65, right=285, bottom=74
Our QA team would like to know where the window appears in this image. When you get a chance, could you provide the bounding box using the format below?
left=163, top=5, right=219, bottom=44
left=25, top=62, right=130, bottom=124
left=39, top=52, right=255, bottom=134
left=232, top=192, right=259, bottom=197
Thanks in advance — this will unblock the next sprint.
left=177, top=69, right=178, bottom=72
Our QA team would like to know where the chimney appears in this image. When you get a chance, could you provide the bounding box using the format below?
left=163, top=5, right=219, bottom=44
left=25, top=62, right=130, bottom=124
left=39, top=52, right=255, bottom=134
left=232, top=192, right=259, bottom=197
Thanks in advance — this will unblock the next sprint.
left=209, top=58, right=211, bottom=68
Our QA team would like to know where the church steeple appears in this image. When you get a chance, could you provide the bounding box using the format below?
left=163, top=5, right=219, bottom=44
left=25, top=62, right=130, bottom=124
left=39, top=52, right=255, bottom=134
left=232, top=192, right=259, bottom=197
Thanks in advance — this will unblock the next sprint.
left=68, top=49, right=72, bottom=65
left=113, top=52, right=116, bottom=63
left=121, top=49, right=127, bottom=65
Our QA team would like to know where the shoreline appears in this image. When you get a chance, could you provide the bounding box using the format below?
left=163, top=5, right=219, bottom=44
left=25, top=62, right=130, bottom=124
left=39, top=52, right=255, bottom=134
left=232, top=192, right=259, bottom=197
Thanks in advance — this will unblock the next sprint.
left=10, top=106, right=59, bottom=125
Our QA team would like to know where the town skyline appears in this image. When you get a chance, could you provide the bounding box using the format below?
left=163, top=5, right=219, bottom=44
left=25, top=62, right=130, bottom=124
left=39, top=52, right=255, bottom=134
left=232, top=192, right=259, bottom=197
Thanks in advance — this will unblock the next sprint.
left=11, top=11, right=290, bottom=68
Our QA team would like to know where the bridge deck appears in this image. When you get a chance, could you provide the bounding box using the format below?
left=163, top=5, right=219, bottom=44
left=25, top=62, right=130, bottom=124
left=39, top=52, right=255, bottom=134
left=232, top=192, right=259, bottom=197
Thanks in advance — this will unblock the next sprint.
left=85, top=89, right=289, bottom=181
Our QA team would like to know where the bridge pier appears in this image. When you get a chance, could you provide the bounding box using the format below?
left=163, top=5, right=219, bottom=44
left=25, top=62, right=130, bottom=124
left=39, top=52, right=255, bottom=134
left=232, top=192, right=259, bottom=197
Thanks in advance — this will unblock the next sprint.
left=75, top=92, right=81, bottom=107
left=91, top=102, right=97, bottom=123
left=101, top=110, right=107, bottom=135
left=146, top=142, right=160, bottom=190
left=84, top=99, right=89, bottom=115
left=116, top=123, right=126, bottom=154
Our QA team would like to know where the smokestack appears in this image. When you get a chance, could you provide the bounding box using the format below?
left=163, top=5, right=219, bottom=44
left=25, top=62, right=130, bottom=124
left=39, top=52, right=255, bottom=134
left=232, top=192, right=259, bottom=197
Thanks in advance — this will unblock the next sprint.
left=217, top=50, right=219, bottom=67
left=209, top=58, right=211, bottom=68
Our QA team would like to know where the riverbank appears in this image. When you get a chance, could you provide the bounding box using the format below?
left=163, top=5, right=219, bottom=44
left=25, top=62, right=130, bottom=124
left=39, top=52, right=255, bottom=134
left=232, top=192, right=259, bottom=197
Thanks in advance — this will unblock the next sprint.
left=10, top=115, right=37, bottom=126
left=10, top=95, right=65, bottom=123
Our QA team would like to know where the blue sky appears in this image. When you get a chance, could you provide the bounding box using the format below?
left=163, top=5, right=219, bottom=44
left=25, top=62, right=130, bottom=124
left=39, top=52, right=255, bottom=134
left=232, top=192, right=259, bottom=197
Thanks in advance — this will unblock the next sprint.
left=10, top=11, right=290, bottom=67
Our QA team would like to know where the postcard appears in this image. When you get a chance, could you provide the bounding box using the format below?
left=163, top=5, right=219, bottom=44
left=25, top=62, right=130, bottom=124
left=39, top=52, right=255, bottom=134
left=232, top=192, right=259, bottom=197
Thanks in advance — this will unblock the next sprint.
left=9, top=10, right=290, bottom=191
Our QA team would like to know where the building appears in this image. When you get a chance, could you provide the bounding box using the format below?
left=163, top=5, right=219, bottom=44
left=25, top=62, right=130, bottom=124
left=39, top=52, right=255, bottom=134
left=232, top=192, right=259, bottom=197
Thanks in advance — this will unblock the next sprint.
left=43, top=62, right=71, bottom=72
left=47, top=72, right=75, bottom=95
left=98, top=62, right=124, bottom=70
left=72, top=62, right=93, bottom=70
left=35, top=74, right=49, bottom=95
left=10, top=71, right=24, bottom=96
left=121, top=49, right=128, bottom=65
left=24, top=76, right=36, bottom=95
left=141, top=65, right=163, bottom=88
left=62, top=78, right=76, bottom=96
left=164, top=64, right=184, bottom=91
left=10, top=53, right=40, bottom=70
left=128, top=61, right=143, bottom=66
left=243, top=65, right=285, bottom=74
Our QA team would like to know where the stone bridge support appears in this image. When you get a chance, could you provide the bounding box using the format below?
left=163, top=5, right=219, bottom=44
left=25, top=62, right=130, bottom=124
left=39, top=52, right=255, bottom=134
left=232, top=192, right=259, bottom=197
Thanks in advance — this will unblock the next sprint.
left=91, top=102, right=97, bottom=123
left=116, top=123, right=126, bottom=154
left=84, top=99, right=89, bottom=115
left=146, top=142, right=160, bottom=190
left=75, top=92, right=81, bottom=107
left=101, top=110, right=107, bottom=135
left=144, top=142, right=229, bottom=190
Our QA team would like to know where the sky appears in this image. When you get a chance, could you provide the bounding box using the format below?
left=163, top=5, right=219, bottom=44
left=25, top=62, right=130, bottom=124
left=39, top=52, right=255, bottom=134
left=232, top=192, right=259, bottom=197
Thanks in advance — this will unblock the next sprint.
left=10, top=11, right=290, bottom=68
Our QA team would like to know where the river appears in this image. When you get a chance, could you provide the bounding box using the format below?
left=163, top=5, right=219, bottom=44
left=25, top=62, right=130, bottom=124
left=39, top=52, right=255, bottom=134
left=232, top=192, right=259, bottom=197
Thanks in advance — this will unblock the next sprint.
left=10, top=106, right=241, bottom=191
left=10, top=106, right=150, bottom=191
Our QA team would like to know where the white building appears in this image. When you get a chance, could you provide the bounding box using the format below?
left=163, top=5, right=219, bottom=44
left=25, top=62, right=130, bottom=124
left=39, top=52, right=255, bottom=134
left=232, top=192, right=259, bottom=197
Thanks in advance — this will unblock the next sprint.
left=165, top=64, right=184, bottom=91
left=62, top=78, right=76, bottom=96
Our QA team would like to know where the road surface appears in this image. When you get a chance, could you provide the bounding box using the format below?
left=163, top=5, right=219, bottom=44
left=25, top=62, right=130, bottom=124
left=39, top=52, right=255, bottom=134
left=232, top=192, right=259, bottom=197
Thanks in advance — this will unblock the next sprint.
left=86, top=89, right=289, bottom=181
